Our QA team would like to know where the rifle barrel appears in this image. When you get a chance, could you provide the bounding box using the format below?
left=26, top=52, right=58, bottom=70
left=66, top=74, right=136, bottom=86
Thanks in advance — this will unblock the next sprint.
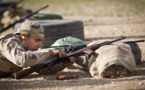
left=90, top=36, right=126, bottom=50
left=35, top=5, right=49, bottom=13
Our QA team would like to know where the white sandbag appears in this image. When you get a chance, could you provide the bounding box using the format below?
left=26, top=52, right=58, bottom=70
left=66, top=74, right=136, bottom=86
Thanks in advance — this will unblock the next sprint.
left=88, top=40, right=136, bottom=79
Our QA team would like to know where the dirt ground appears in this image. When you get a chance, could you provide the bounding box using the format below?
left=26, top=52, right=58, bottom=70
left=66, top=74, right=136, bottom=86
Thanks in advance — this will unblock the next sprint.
left=0, top=16, right=145, bottom=90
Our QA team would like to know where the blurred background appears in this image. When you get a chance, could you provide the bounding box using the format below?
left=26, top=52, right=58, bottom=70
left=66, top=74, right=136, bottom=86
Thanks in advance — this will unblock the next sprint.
left=1, top=0, right=145, bottom=20
left=0, top=0, right=145, bottom=40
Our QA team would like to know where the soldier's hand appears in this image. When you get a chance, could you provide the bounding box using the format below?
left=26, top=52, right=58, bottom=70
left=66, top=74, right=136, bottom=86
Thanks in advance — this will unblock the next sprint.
left=60, top=56, right=76, bottom=68
left=49, top=49, right=66, bottom=58
left=49, top=50, right=76, bottom=68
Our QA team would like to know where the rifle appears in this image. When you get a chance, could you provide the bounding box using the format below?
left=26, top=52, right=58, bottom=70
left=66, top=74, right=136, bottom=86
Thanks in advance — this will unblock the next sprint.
left=0, top=0, right=24, bottom=15
left=14, top=36, right=125, bottom=79
left=48, top=39, right=145, bottom=52
left=0, top=5, right=49, bottom=33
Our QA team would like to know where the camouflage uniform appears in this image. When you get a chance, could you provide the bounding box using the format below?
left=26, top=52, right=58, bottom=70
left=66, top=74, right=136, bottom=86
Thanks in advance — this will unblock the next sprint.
left=0, top=20, right=63, bottom=77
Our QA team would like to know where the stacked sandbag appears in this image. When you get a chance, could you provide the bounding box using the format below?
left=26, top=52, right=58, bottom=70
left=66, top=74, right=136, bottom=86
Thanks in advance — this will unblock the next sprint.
left=88, top=40, right=137, bottom=79
left=1, top=8, right=26, bottom=28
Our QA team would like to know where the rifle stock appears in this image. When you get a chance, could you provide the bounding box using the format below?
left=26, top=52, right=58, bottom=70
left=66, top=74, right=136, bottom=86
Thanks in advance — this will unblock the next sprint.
left=0, top=5, right=49, bottom=33
left=14, top=36, right=125, bottom=79
left=15, top=63, right=48, bottom=79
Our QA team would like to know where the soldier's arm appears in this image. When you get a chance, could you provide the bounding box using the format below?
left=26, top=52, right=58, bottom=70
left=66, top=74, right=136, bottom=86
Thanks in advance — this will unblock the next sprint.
left=0, top=36, right=53, bottom=67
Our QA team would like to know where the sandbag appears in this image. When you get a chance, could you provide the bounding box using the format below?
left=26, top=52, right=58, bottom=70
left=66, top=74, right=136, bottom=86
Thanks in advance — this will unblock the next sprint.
left=88, top=40, right=137, bottom=79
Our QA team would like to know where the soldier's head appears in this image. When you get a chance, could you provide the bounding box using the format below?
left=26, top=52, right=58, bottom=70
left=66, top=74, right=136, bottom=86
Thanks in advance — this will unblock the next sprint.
left=17, top=20, right=44, bottom=51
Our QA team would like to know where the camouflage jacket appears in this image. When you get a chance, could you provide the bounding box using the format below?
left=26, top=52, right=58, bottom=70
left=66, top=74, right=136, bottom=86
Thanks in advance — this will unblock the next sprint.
left=0, top=34, right=62, bottom=76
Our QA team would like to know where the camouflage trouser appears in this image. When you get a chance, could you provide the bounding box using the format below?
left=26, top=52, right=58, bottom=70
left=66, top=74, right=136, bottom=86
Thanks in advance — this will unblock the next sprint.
left=0, top=59, right=18, bottom=77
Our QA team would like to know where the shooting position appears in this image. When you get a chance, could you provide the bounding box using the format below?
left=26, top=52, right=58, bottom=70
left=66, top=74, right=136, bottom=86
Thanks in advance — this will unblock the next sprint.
left=0, top=20, right=76, bottom=78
